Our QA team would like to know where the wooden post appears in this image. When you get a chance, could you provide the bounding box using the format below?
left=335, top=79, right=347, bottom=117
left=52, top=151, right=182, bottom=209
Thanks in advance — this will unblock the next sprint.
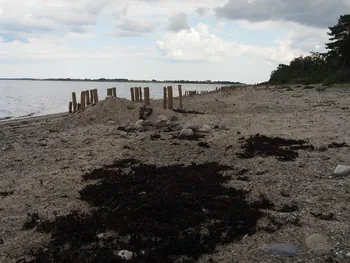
left=135, top=87, right=139, bottom=102
left=112, top=87, right=117, bottom=97
left=69, top=102, right=72, bottom=113
left=78, top=103, right=81, bottom=111
left=80, top=91, right=86, bottom=110
left=94, top=89, right=99, bottom=103
left=130, top=87, right=135, bottom=102
left=144, top=87, right=150, bottom=106
left=107, top=88, right=112, bottom=97
left=139, top=87, right=143, bottom=103
left=90, top=90, right=94, bottom=104
left=72, top=92, right=77, bottom=113
left=86, top=90, right=90, bottom=105
left=167, top=86, right=173, bottom=109
left=178, top=85, right=183, bottom=109
left=163, top=87, right=167, bottom=109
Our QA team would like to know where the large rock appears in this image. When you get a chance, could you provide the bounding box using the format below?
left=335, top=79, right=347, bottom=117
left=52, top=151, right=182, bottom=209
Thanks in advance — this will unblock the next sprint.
left=179, top=129, right=194, bottom=138
left=263, top=244, right=300, bottom=257
left=305, top=234, right=332, bottom=256
left=334, top=165, right=350, bottom=177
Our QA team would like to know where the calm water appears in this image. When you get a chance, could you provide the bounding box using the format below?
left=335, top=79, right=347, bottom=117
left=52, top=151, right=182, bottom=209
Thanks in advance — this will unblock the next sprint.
left=0, top=80, right=220, bottom=120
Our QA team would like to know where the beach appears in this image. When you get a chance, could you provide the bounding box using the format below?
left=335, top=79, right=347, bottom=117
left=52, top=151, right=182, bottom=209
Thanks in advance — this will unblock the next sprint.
left=1, top=84, right=350, bottom=262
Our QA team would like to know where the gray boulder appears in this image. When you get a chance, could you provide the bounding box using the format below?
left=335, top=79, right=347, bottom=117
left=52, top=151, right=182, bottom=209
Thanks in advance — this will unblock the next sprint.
left=305, top=233, right=332, bottom=256
left=179, top=129, right=194, bottom=138
left=334, top=165, right=350, bottom=177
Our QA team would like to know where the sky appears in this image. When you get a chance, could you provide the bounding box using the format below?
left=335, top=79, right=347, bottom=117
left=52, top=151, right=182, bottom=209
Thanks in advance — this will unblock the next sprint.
left=0, top=0, right=349, bottom=83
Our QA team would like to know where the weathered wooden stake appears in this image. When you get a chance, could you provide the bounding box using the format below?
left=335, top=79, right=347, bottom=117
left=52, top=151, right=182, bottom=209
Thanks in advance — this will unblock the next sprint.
left=144, top=87, right=150, bottom=106
left=72, top=92, right=77, bottom=113
left=167, top=86, right=173, bottom=109
left=112, top=87, right=117, bottom=97
left=94, top=89, right=99, bottom=103
left=178, top=85, right=183, bottom=109
left=69, top=102, right=73, bottom=113
left=139, top=87, right=143, bottom=103
left=107, top=88, right=112, bottom=97
left=163, top=87, right=167, bottom=109
left=130, top=87, right=135, bottom=102
left=81, top=91, right=86, bottom=110
left=86, top=90, right=90, bottom=105
left=135, top=87, right=140, bottom=102
left=90, top=90, right=94, bottom=104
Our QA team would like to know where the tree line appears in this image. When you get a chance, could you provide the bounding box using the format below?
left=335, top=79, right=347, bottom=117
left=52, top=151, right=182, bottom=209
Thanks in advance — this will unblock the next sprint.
left=270, top=14, right=350, bottom=85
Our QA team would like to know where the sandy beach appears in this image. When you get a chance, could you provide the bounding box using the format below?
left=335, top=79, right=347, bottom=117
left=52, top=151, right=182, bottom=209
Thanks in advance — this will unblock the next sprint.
left=1, top=84, right=350, bottom=262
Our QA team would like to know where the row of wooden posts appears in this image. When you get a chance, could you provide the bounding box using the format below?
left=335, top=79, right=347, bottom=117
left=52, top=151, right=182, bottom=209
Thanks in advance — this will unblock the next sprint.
left=130, top=85, right=183, bottom=110
left=69, top=89, right=100, bottom=114
left=69, top=84, right=233, bottom=114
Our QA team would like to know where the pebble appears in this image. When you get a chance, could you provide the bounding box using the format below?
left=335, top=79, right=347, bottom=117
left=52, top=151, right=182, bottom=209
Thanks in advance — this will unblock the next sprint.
left=183, top=124, right=201, bottom=131
left=157, top=115, right=168, bottom=122
left=170, top=116, right=179, bottom=121
left=219, top=123, right=228, bottom=130
left=346, top=252, right=350, bottom=258
left=141, top=120, right=153, bottom=127
left=116, top=250, right=133, bottom=260
left=155, top=120, right=168, bottom=128
left=179, top=129, right=194, bottom=138
left=334, top=165, right=350, bottom=177
left=262, top=243, right=300, bottom=257
left=305, top=233, right=332, bottom=256
left=135, top=120, right=144, bottom=125
left=107, top=121, right=116, bottom=125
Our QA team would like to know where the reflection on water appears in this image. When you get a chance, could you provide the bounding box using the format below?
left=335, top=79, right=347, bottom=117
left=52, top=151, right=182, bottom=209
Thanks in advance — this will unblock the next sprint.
left=0, top=80, right=220, bottom=120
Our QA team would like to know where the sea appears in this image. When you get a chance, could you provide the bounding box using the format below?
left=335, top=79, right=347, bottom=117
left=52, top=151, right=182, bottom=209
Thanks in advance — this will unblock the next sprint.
left=0, top=80, right=221, bottom=120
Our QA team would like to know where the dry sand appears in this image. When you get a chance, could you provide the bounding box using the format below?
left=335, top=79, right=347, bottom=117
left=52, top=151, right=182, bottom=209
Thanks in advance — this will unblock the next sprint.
left=1, top=85, right=350, bottom=262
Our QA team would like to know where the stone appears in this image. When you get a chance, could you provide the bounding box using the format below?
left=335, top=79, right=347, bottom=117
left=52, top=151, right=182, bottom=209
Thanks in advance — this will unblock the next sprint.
left=116, top=250, right=133, bottom=260
left=126, top=124, right=143, bottom=132
left=334, top=165, right=350, bottom=177
left=262, top=244, right=300, bottom=257
left=155, top=120, right=168, bottom=129
left=219, top=123, right=228, bottom=130
left=345, top=252, right=350, bottom=258
left=179, top=129, right=194, bottom=138
left=183, top=124, right=201, bottom=131
left=141, top=120, right=153, bottom=127
left=305, top=234, right=332, bottom=256
left=135, top=120, right=144, bottom=126
left=170, top=116, right=179, bottom=121
left=197, top=125, right=212, bottom=134
left=107, top=121, right=116, bottom=125
left=158, top=115, right=168, bottom=122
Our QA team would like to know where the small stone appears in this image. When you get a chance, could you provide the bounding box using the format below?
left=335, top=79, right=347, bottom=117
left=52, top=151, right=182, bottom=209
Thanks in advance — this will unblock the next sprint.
left=263, top=244, right=300, bottom=257
left=97, top=233, right=105, bottom=239
left=135, top=120, right=144, bottom=125
left=317, top=145, right=328, bottom=152
left=108, top=121, right=116, bottom=125
left=155, top=120, right=168, bottom=128
left=345, top=252, right=350, bottom=258
left=179, top=129, right=194, bottom=138
left=89, top=115, right=96, bottom=121
left=170, top=116, right=179, bottom=121
left=116, top=250, right=133, bottom=260
left=158, top=115, right=168, bottom=122
left=39, top=141, right=47, bottom=147
left=141, top=120, right=153, bottom=127
left=219, top=123, right=228, bottom=130
left=305, top=234, right=332, bottom=256
left=334, top=165, right=350, bottom=177
left=183, top=124, right=201, bottom=131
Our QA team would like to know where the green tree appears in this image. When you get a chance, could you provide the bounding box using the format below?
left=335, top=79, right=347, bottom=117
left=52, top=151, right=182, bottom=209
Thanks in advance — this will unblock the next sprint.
left=326, top=14, right=350, bottom=72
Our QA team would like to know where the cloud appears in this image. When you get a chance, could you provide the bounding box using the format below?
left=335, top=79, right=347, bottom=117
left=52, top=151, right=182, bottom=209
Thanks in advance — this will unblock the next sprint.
left=157, top=23, right=298, bottom=63
left=216, top=0, right=349, bottom=28
left=166, top=13, right=189, bottom=32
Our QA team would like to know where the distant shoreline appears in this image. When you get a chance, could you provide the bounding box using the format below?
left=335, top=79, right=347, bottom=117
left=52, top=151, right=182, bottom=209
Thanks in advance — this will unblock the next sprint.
left=0, top=78, right=244, bottom=85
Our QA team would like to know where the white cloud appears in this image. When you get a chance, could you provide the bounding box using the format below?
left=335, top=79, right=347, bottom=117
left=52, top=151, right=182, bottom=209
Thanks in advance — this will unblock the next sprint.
left=157, top=23, right=298, bottom=63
